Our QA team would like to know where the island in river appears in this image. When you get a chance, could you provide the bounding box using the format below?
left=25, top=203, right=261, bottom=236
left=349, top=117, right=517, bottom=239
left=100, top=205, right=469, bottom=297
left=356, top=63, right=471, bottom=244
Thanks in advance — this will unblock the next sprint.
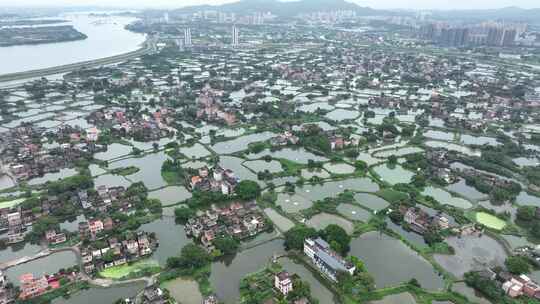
left=0, top=25, right=87, bottom=47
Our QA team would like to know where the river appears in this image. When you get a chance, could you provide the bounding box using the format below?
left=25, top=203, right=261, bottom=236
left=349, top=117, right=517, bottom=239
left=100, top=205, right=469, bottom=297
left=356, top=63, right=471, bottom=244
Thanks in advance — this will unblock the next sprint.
left=0, top=13, right=145, bottom=75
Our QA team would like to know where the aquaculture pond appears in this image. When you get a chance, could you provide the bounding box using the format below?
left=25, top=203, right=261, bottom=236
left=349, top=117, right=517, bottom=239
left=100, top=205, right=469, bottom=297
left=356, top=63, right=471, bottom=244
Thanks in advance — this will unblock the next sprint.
left=369, top=292, right=417, bottom=304
left=325, top=108, right=360, bottom=121
left=162, top=278, right=203, bottom=304
left=140, top=217, right=192, bottom=266
left=246, top=147, right=328, bottom=164
left=422, top=186, right=473, bottom=209
left=179, top=143, right=212, bottom=159
left=209, top=240, right=285, bottom=304
left=52, top=282, right=146, bottom=304
left=219, top=156, right=261, bottom=185
left=306, top=213, right=354, bottom=234
left=337, top=203, right=373, bottom=222
left=323, top=162, right=356, bottom=174
left=279, top=257, right=338, bottom=304
left=434, top=235, right=507, bottom=278
left=263, top=208, right=295, bottom=232
left=354, top=193, right=390, bottom=211
left=27, top=168, right=78, bottom=185
left=423, top=130, right=454, bottom=141
left=5, top=251, right=78, bottom=286
left=372, top=164, right=414, bottom=185
left=451, top=282, right=491, bottom=304
left=93, top=143, right=133, bottom=160
left=373, top=146, right=424, bottom=158
left=109, top=151, right=170, bottom=190
left=445, top=179, right=487, bottom=202
left=93, top=174, right=132, bottom=188
left=296, top=178, right=380, bottom=202
left=349, top=232, right=444, bottom=290
left=301, top=168, right=331, bottom=179
left=275, top=192, right=313, bottom=213
left=515, top=191, right=540, bottom=208
left=424, top=141, right=481, bottom=157
left=148, top=186, right=192, bottom=205
left=210, top=132, right=276, bottom=154
left=244, top=160, right=283, bottom=173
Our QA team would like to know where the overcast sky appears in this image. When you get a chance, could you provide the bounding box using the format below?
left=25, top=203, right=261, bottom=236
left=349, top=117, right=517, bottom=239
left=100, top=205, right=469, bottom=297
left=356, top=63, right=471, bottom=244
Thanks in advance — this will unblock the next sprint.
left=0, top=0, right=538, bottom=10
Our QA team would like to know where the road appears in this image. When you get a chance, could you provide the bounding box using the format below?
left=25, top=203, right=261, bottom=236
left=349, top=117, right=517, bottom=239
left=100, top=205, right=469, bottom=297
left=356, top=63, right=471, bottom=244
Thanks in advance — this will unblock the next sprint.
left=0, top=42, right=153, bottom=83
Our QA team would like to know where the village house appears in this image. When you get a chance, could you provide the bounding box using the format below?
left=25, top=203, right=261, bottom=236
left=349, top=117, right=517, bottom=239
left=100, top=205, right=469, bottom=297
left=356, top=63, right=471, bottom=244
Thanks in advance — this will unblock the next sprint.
left=188, top=166, right=239, bottom=195
left=274, top=271, right=293, bottom=295
left=185, top=201, right=267, bottom=251
left=18, top=274, right=51, bottom=300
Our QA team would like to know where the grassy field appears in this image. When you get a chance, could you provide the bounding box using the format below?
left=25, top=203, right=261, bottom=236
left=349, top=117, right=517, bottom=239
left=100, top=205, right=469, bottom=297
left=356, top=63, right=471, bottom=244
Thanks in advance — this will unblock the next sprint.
left=475, top=212, right=507, bottom=230
left=99, top=259, right=160, bottom=279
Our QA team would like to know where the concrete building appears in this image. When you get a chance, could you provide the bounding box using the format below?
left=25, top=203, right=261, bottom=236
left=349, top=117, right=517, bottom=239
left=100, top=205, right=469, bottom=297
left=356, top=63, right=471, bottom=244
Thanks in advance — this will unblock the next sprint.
left=274, top=271, right=293, bottom=295
left=184, top=28, right=192, bottom=47
left=232, top=26, right=239, bottom=47
left=304, top=237, right=355, bottom=282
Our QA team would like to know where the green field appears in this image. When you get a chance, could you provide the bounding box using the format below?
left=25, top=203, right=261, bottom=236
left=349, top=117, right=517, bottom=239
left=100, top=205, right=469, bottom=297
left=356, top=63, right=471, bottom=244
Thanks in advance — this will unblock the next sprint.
left=475, top=212, right=507, bottom=230
left=0, top=198, right=25, bottom=209
left=99, top=259, right=160, bottom=279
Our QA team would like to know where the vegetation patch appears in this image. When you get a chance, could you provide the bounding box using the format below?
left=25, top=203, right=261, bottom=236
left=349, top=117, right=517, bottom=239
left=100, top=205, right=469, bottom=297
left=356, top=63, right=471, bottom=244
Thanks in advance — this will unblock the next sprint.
left=99, top=259, right=160, bottom=279
left=475, top=212, right=507, bottom=230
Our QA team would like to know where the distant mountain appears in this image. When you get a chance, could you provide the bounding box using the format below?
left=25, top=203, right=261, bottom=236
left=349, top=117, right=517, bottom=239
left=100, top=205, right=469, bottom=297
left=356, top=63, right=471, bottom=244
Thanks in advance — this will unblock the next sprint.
left=173, top=0, right=388, bottom=17
left=430, top=6, right=540, bottom=23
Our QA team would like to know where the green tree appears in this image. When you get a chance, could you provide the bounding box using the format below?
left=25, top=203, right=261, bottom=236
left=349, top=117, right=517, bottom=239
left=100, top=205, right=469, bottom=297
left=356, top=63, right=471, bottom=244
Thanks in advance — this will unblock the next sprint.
left=235, top=180, right=261, bottom=200
left=284, top=226, right=317, bottom=250
left=166, top=244, right=211, bottom=270
left=505, top=256, right=530, bottom=274
left=516, top=206, right=536, bottom=222
left=321, top=224, right=351, bottom=255
left=213, top=236, right=239, bottom=255
left=174, top=207, right=196, bottom=224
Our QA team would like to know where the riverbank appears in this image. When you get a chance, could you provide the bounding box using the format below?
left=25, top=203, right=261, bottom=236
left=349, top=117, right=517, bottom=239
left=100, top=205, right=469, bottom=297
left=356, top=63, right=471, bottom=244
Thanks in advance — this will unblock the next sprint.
left=0, top=41, right=151, bottom=83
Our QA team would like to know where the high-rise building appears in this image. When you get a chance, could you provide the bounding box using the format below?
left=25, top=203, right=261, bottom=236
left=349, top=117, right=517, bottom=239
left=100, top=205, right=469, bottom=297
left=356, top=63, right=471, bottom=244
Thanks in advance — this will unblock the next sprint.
left=502, top=29, right=517, bottom=46
left=232, top=26, right=239, bottom=46
left=184, top=28, right=192, bottom=46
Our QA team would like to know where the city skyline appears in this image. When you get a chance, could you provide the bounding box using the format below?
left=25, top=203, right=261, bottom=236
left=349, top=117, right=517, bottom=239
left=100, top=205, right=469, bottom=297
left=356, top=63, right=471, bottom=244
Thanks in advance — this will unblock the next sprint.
left=0, top=0, right=539, bottom=10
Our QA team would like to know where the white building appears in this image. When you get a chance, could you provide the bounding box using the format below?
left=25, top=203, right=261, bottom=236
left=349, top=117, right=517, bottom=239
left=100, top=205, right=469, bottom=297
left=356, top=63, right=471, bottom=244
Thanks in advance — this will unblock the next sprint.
left=304, top=237, right=355, bottom=282
left=274, top=271, right=293, bottom=295
left=232, top=26, right=239, bottom=46
left=184, top=28, right=192, bottom=46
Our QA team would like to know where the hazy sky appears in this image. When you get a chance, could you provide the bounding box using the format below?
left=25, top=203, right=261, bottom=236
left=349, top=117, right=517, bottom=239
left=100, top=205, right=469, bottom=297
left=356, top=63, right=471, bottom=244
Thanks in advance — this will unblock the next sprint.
left=0, top=0, right=538, bottom=10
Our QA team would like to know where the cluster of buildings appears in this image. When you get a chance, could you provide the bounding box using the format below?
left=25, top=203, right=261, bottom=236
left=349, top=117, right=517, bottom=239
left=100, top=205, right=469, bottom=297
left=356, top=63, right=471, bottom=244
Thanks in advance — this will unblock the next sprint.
left=78, top=216, right=114, bottom=240
left=298, top=10, right=358, bottom=24
left=503, top=274, right=540, bottom=299
left=87, top=107, right=176, bottom=142
left=79, top=185, right=135, bottom=213
left=184, top=201, right=268, bottom=251
left=0, top=211, right=26, bottom=245
left=400, top=205, right=450, bottom=235
left=0, top=125, right=103, bottom=182
left=0, top=270, right=14, bottom=304
left=196, top=86, right=237, bottom=126
left=419, top=21, right=526, bottom=47
left=304, top=237, right=355, bottom=282
left=18, top=271, right=76, bottom=301
left=0, top=185, right=135, bottom=245
left=189, top=166, right=239, bottom=195
left=270, top=131, right=299, bottom=147
left=80, top=231, right=156, bottom=274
